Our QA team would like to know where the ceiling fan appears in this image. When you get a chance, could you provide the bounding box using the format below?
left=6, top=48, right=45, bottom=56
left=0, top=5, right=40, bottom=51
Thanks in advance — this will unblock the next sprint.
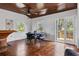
left=15, top=3, right=47, bottom=16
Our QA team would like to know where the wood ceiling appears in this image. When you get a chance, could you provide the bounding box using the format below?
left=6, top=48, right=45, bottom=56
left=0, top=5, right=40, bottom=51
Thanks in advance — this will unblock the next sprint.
left=0, top=3, right=77, bottom=18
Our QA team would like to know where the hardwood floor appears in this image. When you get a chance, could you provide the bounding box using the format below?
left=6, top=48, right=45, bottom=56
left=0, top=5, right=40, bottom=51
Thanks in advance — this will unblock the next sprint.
left=0, top=39, right=77, bottom=56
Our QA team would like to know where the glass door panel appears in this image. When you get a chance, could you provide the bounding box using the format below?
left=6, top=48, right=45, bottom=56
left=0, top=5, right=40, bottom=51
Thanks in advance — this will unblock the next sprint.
left=56, top=17, right=74, bottom=44
left=56, top=19, right=65, bottom=42
left=66, top=18, right=74, bottom=44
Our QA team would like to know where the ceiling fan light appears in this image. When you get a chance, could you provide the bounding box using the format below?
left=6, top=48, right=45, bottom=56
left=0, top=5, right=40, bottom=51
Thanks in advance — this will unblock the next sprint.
left=39, top=9, right=47, bottom=15
left=16, top=3, right=25, bottom=8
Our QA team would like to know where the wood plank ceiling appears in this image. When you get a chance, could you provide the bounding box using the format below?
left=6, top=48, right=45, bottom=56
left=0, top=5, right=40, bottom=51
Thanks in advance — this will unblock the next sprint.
left=0, top=3, right=77, bottom=18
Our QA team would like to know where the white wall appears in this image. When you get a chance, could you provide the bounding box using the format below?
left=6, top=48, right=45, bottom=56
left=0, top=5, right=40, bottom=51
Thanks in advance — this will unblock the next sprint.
left=0, top=9, right=31, bottom=32
left=0, top=9, right=31, bottom=42
left=31, top=9, right=77, bottom=41
left=76, top=4, right=79, bottom=48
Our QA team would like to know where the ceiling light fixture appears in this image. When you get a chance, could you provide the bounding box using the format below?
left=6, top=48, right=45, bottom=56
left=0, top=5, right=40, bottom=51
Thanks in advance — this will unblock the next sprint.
left=16, top=3, right=25, bottom=8
left=39, top=9, right=47, bottom=15
left=16, top=3, right=31, bottom=15
left=36, top=3, right=44, bottom=10
left=57, top=3, right=66, bottom=11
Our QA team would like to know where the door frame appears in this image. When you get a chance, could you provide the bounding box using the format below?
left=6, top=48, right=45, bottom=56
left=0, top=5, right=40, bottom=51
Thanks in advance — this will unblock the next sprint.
left=55, top=16, right=75, bottom=44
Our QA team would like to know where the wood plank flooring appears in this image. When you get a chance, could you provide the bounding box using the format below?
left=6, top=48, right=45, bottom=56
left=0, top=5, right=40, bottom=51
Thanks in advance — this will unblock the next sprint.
left=0, top=39, right=77, bottom=56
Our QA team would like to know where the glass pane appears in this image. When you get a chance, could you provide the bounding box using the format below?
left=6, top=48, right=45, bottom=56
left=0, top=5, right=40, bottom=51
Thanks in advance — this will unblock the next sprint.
left=57, top=19, right=64, bottom=41
left=66, top=18, right=73, bottom=40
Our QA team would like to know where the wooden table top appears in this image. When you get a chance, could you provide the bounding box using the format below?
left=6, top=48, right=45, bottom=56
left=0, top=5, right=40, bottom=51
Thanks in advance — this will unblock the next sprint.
left=0, top=30, right=16, bottom=39
left=0, top=30, right=16, bottom=33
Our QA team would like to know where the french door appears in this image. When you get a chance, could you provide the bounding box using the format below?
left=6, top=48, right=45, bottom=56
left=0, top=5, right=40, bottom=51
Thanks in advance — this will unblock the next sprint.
left=56, top=16, right=75, bottom=44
